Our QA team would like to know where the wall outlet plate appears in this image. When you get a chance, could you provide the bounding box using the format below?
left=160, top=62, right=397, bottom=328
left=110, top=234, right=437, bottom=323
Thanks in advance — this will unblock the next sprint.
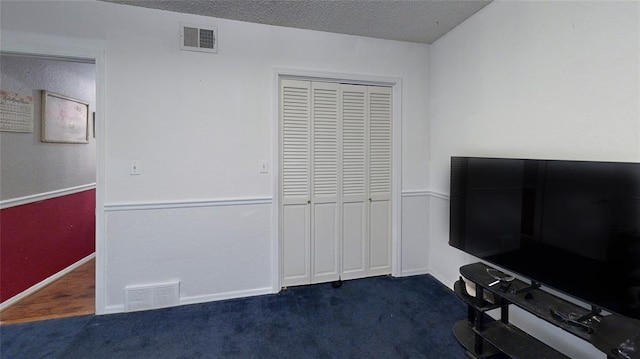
left=130, top=160, right=141, bottom=175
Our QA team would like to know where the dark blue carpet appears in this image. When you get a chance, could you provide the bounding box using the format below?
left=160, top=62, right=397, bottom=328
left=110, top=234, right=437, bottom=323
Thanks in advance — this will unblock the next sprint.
left=1, top=274, right=467, bottom=358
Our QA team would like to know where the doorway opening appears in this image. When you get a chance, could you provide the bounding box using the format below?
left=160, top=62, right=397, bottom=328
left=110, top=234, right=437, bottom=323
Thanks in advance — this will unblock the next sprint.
left=0, top=52, right=98, bottom=323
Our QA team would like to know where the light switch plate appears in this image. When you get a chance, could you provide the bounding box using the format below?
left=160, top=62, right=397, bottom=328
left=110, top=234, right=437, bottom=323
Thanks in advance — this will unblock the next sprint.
left=130, top=160, right=141, bottom=175
left=259, top=160, right=268, bottom=173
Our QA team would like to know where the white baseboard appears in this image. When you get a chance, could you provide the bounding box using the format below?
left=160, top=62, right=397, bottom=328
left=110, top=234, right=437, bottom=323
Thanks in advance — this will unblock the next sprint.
left=103, top=304, right=125, bottom=315
left=399, top=268, right=430, bottom=277
left=100, top=286, right=275, bottom=315
left=0, top=253, right=96, bottom=310
left=180, top=287, right=274, bottom=307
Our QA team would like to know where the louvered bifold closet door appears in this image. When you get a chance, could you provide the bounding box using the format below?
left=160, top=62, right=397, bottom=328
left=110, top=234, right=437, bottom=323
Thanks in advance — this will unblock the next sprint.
left=310, top=82, right=340, bottom=283
left=367, top=86, right=392, bottom=275
left=340, top=84, right=368, bottom=280
left=281, top=79, right=312, bottom=287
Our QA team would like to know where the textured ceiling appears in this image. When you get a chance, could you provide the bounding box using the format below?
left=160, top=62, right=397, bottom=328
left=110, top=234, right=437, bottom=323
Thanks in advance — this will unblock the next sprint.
left=100, top=0, right=492, bottom=44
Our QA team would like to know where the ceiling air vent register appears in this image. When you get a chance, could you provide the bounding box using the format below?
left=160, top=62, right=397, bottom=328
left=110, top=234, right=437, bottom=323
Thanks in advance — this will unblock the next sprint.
left=180, top=23, right=218, bottom=53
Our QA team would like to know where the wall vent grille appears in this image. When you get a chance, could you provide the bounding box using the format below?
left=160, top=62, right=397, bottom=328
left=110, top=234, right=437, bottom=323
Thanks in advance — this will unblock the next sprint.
left=180, top=23, right=217, bottom=53
left=125, top=281, right=180, bottom=312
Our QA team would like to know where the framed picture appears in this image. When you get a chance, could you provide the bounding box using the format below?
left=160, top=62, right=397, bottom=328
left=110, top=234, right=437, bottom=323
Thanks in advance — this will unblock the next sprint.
left=0, top=90, right=34, bottom=133
left=41, top=90, right=89, bottom=144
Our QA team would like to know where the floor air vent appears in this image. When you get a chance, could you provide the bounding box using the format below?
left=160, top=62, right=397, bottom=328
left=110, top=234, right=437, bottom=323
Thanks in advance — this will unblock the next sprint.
left=125, top=281, right=180, bottom=312
left=181, top=23, right=218, bottom=53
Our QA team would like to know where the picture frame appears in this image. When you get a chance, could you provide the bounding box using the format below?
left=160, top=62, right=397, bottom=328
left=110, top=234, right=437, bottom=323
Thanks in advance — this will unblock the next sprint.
left=41, top=90, right=89, bottom=144
left=0, top=90, right=34, bottom=133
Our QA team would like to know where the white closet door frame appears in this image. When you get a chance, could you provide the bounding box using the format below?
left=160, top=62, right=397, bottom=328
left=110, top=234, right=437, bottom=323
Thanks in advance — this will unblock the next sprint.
left=272, top=69, right=402, bottom=292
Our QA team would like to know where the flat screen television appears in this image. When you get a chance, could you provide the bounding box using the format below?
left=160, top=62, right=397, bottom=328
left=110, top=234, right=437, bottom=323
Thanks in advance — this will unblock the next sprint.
left=449, top=157, right=640, bottom=319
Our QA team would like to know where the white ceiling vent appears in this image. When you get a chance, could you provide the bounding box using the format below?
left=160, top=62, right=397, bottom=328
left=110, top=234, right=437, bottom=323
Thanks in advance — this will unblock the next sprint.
left=180, top=23, right=217, bottom=53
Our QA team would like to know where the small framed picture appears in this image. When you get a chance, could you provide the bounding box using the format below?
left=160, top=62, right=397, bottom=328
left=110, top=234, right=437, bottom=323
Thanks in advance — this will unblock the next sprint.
left=41, top=90, right=89, bottom=144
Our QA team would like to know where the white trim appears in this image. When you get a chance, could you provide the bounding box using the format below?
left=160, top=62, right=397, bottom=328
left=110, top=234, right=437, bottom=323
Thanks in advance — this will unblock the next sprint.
left=273, top=68, right=403, bottom=288
left=0, top=183, right=96, bottom=209
left=104, top=197, right=272, bottom=212
left=401, top=189, right=430, bottom=198
left=102, top=286, right=274, bottom=315
left=399, top=268, right=430, bottom=277
left=401, top=189, right=450, bottom=201
left=103, top=305, right=126, bottom=315
left=275, top=68, right=401, bottom=87
left=0, top=253, right=96, bottom=310
left=179, top=287, right=274, bottom=306
left=428, top=191, right=450, bottom=201
left=391, top=78, right=403, bottom=277
left=1, top=30, right=108, bottom=315
left=271, top=69, right=282, bottom=293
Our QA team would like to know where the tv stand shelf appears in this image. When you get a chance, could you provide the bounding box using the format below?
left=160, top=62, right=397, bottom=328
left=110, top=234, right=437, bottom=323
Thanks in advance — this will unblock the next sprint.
left=453, top=262, right=640, bottom=359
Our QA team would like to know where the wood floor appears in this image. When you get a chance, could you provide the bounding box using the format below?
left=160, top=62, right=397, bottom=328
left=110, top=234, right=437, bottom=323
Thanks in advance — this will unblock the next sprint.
left=0, top=258, right=95, bottom=325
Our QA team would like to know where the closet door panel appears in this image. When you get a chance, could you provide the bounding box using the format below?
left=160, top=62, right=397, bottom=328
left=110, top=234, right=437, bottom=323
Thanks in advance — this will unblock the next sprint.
left=281, top=79, right=311, bottom=286
left=282, top=80, right=311, bottom=206
left=367, top=86, right=392, bottom=275
left=369, top=200, right=391, bottom=274
left=282, top=204, right=311, bottom=286
left=312, top=202, right=339, bottom=283
left=341, top=201, right=366, bottom=279
left=311, top=82, right=340, bottom=283
left=340, top=84, right=368, bottom=279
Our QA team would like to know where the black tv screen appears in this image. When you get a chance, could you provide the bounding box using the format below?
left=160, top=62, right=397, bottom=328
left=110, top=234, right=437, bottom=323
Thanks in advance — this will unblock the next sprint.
left=449, top=157, right=640, bottom=319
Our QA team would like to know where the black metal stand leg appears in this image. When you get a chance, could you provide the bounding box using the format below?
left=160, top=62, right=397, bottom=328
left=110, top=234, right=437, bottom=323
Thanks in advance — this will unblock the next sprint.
left=473, top=286, right=485, bottom=355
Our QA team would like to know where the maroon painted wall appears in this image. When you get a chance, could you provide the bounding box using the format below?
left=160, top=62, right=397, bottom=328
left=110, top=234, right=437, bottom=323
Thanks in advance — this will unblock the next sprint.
left=0, top=189, right=95, bottom=302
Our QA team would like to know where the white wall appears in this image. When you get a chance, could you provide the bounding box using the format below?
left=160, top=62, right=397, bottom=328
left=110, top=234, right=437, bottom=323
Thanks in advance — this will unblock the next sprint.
left=0, top=55, right=96, bottom=200
left=428, top=1, right=639, bottom=358
left=400, top=193, right=430, bottom=275
left=0, top=1, right=430, bottom=311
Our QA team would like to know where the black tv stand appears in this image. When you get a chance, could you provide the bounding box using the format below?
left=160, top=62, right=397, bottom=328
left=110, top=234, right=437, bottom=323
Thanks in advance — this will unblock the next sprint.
left=510, top=281, right=540, bottom=295
left=549, top=309, right=594, bottom=334
left=453, top=262, right=640, bottom=359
